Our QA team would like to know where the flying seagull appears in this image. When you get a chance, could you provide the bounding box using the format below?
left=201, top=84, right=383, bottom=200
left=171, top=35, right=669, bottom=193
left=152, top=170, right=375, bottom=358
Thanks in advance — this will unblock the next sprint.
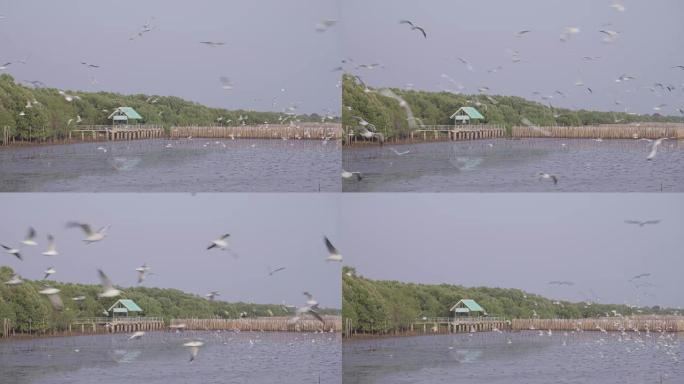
left=39, top=286, right=64, bottom=311
left=267, top=266, right=286, bottom=276
left=515, top=30, right=531, bottom=37
left=97, top=269, right=121, bottom=298
left=399, top=20, right=426, bottom=39
left=315, top=19, right=337, bottom=33
left=324, top=236, right=342, bottom=262
left=646, top=138, right=668, bottom=160
left=624, top=220, right=660, bottom=227
left=43, top=267, right=56, bottom=280
left=21, top=227, right=38, bottom=246
left=548, top=281, right=574, bottom=286
left=389, top=147, right=411, bottom=156
left=80, top=61, right=100, bottom=69
left=629, top=273, right=651, bottom=281
left=295, top=304, right=325, bottom=324
left=66, top=222, right=109, bottom=243
left=219, top=77, right=234, bottom=90
left=4, top=274, right=23, bottom=285
left=341, top=170, right=362, bottom=181
left=184, top=341, right=204, bottom=362
left=207, top=234, right=230, bottom=250
left=135, top=263, right=151, bottom=284
left=1, top=244, right=22, bottom=260
left=206, top=291, right=220, bottom=301
left=538, top=173, right=558, bottom=185
left=199, top=41, right=226, bottom=47
left=129, top=331, right=145, bottom=340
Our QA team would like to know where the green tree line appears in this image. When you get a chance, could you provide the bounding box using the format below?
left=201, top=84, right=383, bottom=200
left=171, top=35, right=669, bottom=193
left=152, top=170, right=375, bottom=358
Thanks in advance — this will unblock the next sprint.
left=341, top=74, right=683, bottom=139
left=0, top=74, right=330, bottom=142
left=342, top=266, right=675, bottom=334
left=0, top=266, right=338, bottom=335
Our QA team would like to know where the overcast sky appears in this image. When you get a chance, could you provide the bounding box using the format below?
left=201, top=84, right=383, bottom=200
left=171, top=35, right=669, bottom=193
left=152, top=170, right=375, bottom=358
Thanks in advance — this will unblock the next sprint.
left=0, top=193, right=341, bottom=308
left=341, top=193, right=684, bottom=308
left=342, top=0, right=684, bottom=116
left=0, top=0, right=341, bottom=115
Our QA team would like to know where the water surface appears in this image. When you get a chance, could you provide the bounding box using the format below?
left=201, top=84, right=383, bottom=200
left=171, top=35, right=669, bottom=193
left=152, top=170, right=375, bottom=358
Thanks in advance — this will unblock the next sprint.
left=0, top=139, right=340, bottom=192
left=343, top=332, right=682, bottom=384
left=0, top=331, right=341, bottom=384
left=342, top=139, right=684, bottom=192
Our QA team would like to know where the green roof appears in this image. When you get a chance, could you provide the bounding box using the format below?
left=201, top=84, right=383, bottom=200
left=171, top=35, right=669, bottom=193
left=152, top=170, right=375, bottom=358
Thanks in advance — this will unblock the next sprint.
left=450, top=106, right=484, bottom=120
left=108, top=107, right=143, bottom=120
left=450, top=299, right=485, bottom=312
left=108, top=299, right=143, bottom=312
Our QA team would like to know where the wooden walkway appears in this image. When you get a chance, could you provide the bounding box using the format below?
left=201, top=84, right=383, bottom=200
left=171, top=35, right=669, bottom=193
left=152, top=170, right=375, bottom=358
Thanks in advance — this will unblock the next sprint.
left=410, top=124, right=505, bottom=141
left=170, top=123, right=341, bottom=140
left=69, top=124, right=165, bottom=141
left=70, top=316, right=165, bottom=334
left=511, top=123, right=684, bottom=139
left=170, top=316, right=342, bottom=332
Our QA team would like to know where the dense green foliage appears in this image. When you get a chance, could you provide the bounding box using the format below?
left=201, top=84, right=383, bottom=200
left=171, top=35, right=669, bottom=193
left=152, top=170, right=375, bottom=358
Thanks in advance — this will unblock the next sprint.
left=342, top=267, right=674, bottom=333
left=0, top=74, right=328, bottom=141
left=0, top=266, right=338, bottom=334
left=342, top=74, right=683, bottom=139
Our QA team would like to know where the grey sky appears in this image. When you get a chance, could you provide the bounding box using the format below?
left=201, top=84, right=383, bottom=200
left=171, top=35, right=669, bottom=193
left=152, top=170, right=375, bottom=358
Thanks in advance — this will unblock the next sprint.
left=341, top=194, right=684, bottom=308
left=0, top=0, right=341, bottom=115
left=0, top=193, right=341, bottom=308
left=342, top=0, right=684, bottom=116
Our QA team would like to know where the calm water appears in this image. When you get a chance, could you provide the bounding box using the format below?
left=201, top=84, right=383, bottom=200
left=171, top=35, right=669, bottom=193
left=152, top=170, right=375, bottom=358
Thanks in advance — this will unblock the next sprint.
left=342, top=139, right=684, bottom=192
left=0, top=138, right=340, bottom=192
left=0, top=331, right=341, bottom=384
left=343, top=332, right=682, bottom=384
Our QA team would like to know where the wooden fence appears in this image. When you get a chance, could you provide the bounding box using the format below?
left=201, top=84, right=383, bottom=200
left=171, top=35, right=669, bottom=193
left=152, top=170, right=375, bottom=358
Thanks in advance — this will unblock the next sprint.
left=170, top=123, right=341, bottom=140
left=512, top=316, right=684, bottom=332
left=511, top=123, right=684, bottom=139
left=170, top=316, right=342, bottom=332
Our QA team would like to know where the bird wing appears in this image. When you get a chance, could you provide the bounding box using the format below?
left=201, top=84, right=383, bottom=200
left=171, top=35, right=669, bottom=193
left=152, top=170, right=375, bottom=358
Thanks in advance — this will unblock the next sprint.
left=207, top=243, right=217, bottom=250
left=399, top=20, right=413, bottom=26
left=98, top=269, right=115, bottom=291
left=324, top=236, right=338, bottom=256
left=644, top=220, right=660, bottom=225
left=303, top=291, right=314, bottom=300
left=624, top=220, right=640, bottom=225
left=67, top=222, right=93, bottom=235
left=309, top=308, right=325, bottom=324
left=220, top=234, right=231, bottom=240
left=26, top=227, right=36, bottom=240
left=412, top=26, right=427, bottom=38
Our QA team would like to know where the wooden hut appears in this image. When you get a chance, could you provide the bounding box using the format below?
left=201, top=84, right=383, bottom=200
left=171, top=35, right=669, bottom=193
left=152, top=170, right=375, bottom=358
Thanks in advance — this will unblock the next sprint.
left=449, top=107, right=484, bottom=125
left=108, top=107, right=143, bottom=125
left=107, top=299, right=143, bottom=318
left=450, top=299, right=486, bottom=318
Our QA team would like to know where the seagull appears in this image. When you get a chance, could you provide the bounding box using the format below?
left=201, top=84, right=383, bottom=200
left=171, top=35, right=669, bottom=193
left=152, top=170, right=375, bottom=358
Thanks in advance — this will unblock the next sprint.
left=43, top=267, right=56, bottom=280
left=295, top=304, right=325, bottom=324
left=135, top=263, right=151, bottom=284
left=21, top=227, right=38, bottom=246
left=315, top=19, right=337, bottom=32
left=610, top=1, right=626, bottom=12
left=97, top=269, right=121, bottom=298
left=1, top=244, right=22, bottom=260
left=359, top=127, right=384, bottom=143
left=324, top=236, right=342, bottom=262
left=72, top=295, right=86, bottom=302
left=199, top=41, right=226, bottom=47
left=389, top=148, right=411, bottom=156
left=399, top=20, right=426, bottom=39
left=515, top=30, right=531, bottom=37
left=80, top=61, right=100, bottom=69
left=267, top=266, right=286, bottom=276
left=219, top=77, right=234, bottom=90
left=67, top=222, right=109, bottom=243
left=5, top=274, right=23, bottom=285
left=206, top=291, right=220, bottom=301
left=538, top=173, right=558, bottom=185
left=599, top=30, right=620, bottom=43
left=39, top=286, right=64, bottom=311
left=183, top=341, right=204, bottom=362
left=129, top=331, right=145, bottom=340
left=560, top=27, right=580, bottom=42
left=303, top=291, right=318, bottom=307
left=341, top=170, right=362, bottom=181
left=629, top=273, right=651, bottom=281
left=624, top=220, right=660, bottom=227
left=207, top=234, right=230, bottom=250
left=548, top=281, right=574, bottom=286
left=646, top=138, right=667, bottom=160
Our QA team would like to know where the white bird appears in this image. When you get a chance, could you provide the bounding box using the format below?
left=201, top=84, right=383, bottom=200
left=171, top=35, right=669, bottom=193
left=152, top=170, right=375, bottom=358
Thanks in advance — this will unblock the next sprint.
left=560, top=27, right=580, bottom=42
left=21, top=227, right=38, bottom=246
left=538, top=172, right=558, bottom=185
left=315, top=19, right=337, bottom=33
left=72, top=296, right=86, bottom=301
left=183, top=341, right=204, bottom=362
left=303, top=291, right=318, bottom=307
left=97, top=269, right=121, bottom=298
left=42, top=235, right=59, bottom=256
left=43, top=267, right=56, bottom=280
left=39, top=286, right=63, bottom=311
left=267, top=266, right=286, bottom=276
left=389, top=148, right=411, bottom=156
left=129, top=331, right=145, bottom=340
left=599, top=29, right=620, bottom=43
left=341, top=170, right=362, bottom=181
left=219, top=77, right=234, bottom=90
left=324, top=236, right=342, bottom=262
left=1, top=244, right=22, bottom=260
left=4, top=274, right=23, bottom=285
left=199, top=41, right=226, bottom=47
left=646, top=138, right=667, bottom=160
left=624, top=220, right=660, bottom=227
left=135, top=263, right=151, bottom=284
left=96, top=146, right=107, bottom=153
left=295, top=304, right=325, bottom=324
left=206, top=291, right=220, bottom=300
left=207, top=234, right=230, bottom=250
left=67, top=222, right=109, bottom=243
left=610, top=1, right=626, bottom=12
